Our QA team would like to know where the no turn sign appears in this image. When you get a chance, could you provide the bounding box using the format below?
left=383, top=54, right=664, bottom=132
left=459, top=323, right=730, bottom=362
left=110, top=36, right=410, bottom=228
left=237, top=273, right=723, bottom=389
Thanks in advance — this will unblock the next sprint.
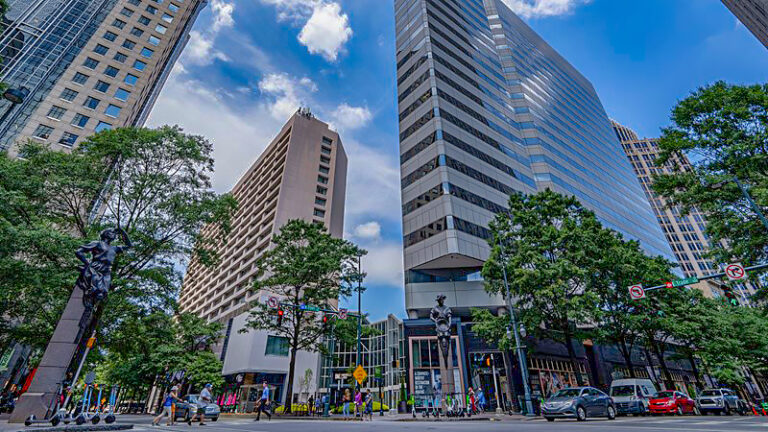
left=628, top=284, right=646, bottom=300
left=267, top=296, right=279, bottom=309
left=338, top=308, right=348, bottom=320
left=725, top=263, right=747, bottom=281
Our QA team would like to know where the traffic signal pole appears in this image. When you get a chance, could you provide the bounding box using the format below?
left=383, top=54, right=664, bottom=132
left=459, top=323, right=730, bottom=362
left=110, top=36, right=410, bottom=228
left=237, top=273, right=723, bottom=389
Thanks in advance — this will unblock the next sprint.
left=640, top=262, right=768, bottom=293
left=733, top=177, right=768, bottom=232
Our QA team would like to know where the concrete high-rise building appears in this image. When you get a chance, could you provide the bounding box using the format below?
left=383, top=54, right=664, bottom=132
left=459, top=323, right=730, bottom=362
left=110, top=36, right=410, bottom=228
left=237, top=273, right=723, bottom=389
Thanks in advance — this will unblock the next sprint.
left=179, top=110, right=347, bottom=405
left=396, top=0, right=673, bottom=320
left=0, top=0, right=205, bottom=154
left=722, top=0, right=768, bottom=49
left=612, top=120, right=757, bottom=302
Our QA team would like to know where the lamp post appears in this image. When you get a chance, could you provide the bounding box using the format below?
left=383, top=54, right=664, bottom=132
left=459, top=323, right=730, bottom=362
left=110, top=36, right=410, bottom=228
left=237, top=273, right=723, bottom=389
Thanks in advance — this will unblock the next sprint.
left=0, top=87, right=29, bottom=128
left=496, top=235, right=535, bottom=417
left=731, top=177, right=768, bottom=232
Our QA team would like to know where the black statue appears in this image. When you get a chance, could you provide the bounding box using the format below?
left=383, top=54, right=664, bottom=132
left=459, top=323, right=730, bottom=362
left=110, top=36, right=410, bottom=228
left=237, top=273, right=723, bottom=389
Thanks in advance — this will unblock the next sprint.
left=75, top=227, right=132, bottom=306
left=430, top=294, right=452, bottom=358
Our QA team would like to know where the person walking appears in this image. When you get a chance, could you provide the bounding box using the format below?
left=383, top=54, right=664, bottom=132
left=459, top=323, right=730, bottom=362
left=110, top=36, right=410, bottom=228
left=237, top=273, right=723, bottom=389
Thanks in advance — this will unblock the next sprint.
left=188, top=384, right=214, bottom=425
left=468, top=387, right=476, bottom=414
left=476, top=388, right=486, bottom=413
left=254, top=381, right=272, bottom=421
left=354, top=389, right=363, bottom=420
left=363, top=391, right=373, bottom=421
left=153, top=386, right=181, bottom=426
left=342, top=389, right=351, bottom=418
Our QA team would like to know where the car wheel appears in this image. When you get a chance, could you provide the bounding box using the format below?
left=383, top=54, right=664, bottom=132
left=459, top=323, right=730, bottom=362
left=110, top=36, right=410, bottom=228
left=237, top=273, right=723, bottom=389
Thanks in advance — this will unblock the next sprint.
left=693, top=406, right=700, bottom=416
left=639, top=404, right=647, bottom=416
left=545, top=417, right=555, bottom=422
left=675, top=406, right=683, bottom=416
left=724, top=404, right=732, bottom=416
left=50, top=416, right=60, bottom=427
left=576, top=406, right=587, bottom=422
left=607, top=405, right=616, bottom=420
left=211, top=417, right=218, bottom=422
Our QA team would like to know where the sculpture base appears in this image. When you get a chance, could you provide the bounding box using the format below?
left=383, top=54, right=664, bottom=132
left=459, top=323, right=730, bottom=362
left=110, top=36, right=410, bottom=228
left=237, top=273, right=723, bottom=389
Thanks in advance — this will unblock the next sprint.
left=9, top=289, right=89, bottom=423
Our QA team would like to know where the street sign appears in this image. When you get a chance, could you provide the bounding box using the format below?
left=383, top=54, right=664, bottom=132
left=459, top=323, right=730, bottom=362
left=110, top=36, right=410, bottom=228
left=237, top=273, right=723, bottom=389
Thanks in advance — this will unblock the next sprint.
left=725, top=263, right=747, bottom=281
left=338, top=308, right=348, bottom=320
left=628, top=284, right=646, bottom=300
left=665, top=281, right=673, bottom=289
left=353, top=365, right=367, bottom=385
left=672, top=276, right=699, bottom=287
left=267, top=297, right=278, bottom=309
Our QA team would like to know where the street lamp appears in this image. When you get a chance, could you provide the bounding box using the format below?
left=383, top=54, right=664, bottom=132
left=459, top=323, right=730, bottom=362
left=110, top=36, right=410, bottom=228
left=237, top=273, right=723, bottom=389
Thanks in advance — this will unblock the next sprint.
left=711, top=176, right=768, bottom=231
left=496, top=234, right=536, bottom=417
left=0, top=86, right=29, bottom=126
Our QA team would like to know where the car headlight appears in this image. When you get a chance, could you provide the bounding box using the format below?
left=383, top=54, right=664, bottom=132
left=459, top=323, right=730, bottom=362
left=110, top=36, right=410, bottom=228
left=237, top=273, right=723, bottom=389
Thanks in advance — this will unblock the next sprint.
left=563, top=400, right=574, bottom=408
left=716, top=400, right=723, bottom=406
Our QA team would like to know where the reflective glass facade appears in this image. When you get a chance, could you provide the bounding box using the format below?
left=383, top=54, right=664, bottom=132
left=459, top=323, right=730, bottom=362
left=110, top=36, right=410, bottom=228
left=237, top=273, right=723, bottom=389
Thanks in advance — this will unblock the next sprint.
left=395, top=0, right=674, bottom=318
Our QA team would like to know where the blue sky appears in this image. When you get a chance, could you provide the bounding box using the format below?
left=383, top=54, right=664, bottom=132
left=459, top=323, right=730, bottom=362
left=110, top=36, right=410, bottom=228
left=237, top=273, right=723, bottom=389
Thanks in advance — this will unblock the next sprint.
left=147, top=0, right=768, bottom=321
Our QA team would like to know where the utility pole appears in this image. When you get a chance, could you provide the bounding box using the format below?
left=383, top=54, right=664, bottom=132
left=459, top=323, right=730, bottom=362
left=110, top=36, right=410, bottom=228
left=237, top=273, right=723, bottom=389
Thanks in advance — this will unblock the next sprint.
left=356, top=253, right=363, bottom=388
left=732, top=177, right=768, bottom=231
left=497, top=235, right=536, bottom=417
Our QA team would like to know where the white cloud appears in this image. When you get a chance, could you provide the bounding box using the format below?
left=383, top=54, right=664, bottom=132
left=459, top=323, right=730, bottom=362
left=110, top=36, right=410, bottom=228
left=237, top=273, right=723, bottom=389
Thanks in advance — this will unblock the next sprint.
left=332, top=103, right=372, bottom=130
left=211, top=0, right=235, bottom=31
left=258, top=73, right=317, bottom=120
left=184, top=31, right=230, bottom=66
left=342, top=138, right=401, bottom=227
left=357, top=240, right=404, bottom=289
left=500, top=0, right=591, bottom=18
left=298, top=2, right=353, bottom=62
left=353, top=221, right=381, bottom=240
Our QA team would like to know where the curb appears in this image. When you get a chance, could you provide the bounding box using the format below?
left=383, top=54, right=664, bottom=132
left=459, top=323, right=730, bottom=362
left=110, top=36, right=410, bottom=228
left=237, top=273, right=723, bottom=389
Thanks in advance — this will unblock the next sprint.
left=16, top=424, right=133, bottom=432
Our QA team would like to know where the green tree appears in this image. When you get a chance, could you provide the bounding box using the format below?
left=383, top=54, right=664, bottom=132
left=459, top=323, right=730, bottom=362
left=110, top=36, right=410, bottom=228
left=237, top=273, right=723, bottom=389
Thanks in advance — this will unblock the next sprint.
left=482, top=190, right=603, bottom=385
left=243, top=219, right=364, bottom=412
left=652, top=81, right=768, bottom=281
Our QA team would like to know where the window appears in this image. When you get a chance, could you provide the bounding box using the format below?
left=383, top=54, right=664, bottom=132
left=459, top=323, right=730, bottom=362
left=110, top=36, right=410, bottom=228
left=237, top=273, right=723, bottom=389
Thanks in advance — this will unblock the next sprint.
left=60, top=88, right=78, bottom=102
left=319, top=165, right=329, bottom=174
left=93, top=44, right=109, bottom=55
left=133, top=59, right=147, bottom=71
left=33, top=125, right=54, bottom=140
left=114, top=88, right=131, bottom=101
left=145, top=5, right=157, bottom=14
left=162, top=13, right=173, bottom=22
left=124, top=74, right=138, bottom=85
left=94, top=81, right=110, bottom=93
left=148, top=35, right=160, bottom=46
left=71, top=113, right=90, bottom=128
left=315, top=197, right=326, bottom=206
left=103, top=31, right=118, bottom=41
left=313, top=208, right=325, bottom=218
left=322, top=136, right=333, bottom=145
left=140, top=47, right=154, bottom=57
left=72, top=72, right=89, bottom=85
left=316, top=186, right=327, bottom=195
left=321, top=146, right=331, bottom=155
left=320, top=155, right=330, bottom=164
left=83, top=57, right=99, bottom=69
left=120, top=7, right=134, bottom=17
left=130, top=27, right=144, bottom=37
left=168, top=4, right=179, bottom=13
left=46, top=106, right=66, bottom=120
left=105, top=104, right=122, bottom=118
left=104, top=65, right=119, bottom=77
left=317, top=175, right=328, bottom=184
left=122, top=39, right=136, bottom=49
left=265, top=336, right=289, bottom=357
left=83, top=96, right=101, bottom=109
left=138, top=16, right=151, bottom=25
left=113, top=52, right=128, bottom=63
left=112, top=18, right=127, bottom=29
left=58, top=132, right=78, bottom=147
left=128, top=0, right=140, bottom=4
left=155, top=24, right=167, bottom=34
left=95, top=121, right=112, bottom=132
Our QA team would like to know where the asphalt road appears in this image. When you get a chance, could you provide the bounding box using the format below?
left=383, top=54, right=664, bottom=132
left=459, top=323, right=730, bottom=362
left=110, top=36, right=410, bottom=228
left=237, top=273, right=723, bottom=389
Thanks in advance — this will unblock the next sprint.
left=3, top=414, right=768, bottom=432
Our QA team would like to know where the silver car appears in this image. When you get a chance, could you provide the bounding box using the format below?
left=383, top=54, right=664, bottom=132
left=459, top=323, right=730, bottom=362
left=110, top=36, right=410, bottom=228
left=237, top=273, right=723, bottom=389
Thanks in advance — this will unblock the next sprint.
left=696, top=388, right=747, bottom=415
left=542, top=387, right=617, bottom=422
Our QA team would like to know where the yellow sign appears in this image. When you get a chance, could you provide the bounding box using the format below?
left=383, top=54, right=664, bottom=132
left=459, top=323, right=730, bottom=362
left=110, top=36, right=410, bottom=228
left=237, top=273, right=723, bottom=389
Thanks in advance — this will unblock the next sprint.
left=353, top=365, right=367, bottom=385
left=87, top=337, right=97, bottom=348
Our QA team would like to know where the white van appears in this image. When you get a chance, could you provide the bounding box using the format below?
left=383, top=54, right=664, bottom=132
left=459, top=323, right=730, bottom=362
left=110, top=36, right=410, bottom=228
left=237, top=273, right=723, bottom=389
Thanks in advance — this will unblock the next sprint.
left=609, top=379, right=657, bottom=416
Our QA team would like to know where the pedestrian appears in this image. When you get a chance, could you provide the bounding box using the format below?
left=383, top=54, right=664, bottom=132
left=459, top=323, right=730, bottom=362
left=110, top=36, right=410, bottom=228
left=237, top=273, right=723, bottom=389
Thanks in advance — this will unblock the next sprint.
left=153, top=386, right=181, bottom=426
left=254, top=381, right=272, bottom=421
left=363, top=391, right=373, bottom=421
left=188, top=384, right=213, bottom=425
left=476, top=388, right=486, bottom=413
left=354, top=389, right=363, bottom=419
left=342, top=389, right=351, bottom=418
left=468, top=387, right=476, bottom=414
left=307, top=395, right=314, bottom=416
left=314, top=394, right=323, bottom=416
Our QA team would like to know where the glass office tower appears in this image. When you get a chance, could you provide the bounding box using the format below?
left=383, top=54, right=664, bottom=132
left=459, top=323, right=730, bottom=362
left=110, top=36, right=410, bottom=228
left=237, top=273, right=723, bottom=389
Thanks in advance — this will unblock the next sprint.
left=395, top=0, right=674, bottom=319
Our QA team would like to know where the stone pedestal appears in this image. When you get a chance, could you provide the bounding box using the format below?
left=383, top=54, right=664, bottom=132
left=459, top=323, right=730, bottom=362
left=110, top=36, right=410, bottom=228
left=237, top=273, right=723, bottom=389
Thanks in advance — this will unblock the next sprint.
left=437, top=345, right=454, bottom=413
left=9, top=288, right=87, bottom=423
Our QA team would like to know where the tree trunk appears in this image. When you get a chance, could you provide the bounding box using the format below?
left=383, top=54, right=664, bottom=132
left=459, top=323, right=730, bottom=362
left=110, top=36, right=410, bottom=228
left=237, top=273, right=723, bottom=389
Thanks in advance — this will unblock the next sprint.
left=650, top=340, right=674, bottom=390
left=563, top=325, right=584, bottom=386
left=687, top=352, right=703, bottom=390
left=618, top=339, right=636, bottom=378
left=284, top=344, right=297, bottom=414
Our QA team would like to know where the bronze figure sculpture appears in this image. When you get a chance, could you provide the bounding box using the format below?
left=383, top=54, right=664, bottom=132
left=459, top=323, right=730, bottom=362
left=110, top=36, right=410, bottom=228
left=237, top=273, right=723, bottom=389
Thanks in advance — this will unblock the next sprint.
left=75, top=227, right=132, bottom=306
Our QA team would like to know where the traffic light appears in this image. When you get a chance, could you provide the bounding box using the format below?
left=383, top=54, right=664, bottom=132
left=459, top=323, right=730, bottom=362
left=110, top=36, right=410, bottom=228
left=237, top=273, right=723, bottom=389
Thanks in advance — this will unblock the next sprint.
left=722, top=287, right=739, bottom=306
left=277, top=308, right=284, bottom=326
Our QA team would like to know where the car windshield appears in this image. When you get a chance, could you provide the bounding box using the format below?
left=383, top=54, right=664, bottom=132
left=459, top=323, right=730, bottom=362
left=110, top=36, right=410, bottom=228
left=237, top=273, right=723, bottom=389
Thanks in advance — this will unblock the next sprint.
left=611, top=385, right=636, bottom=397
left=188, top=395, right=198, bottom=403
left=700, top=390, right=720, bottom=396
left=553, top=389, right=582, bottom=398
left=655, top=391, right=674, bottom=398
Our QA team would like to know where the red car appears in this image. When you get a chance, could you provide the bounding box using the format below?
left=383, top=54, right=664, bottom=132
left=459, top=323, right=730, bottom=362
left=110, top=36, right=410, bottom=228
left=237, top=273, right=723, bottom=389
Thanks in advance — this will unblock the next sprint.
left=649, top=391, right=698, bottom=415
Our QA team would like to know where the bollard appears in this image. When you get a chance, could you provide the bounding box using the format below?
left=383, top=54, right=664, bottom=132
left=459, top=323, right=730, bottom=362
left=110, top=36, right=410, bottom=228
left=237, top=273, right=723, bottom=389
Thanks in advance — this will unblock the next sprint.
left=323, top=402, right=330, bottom=417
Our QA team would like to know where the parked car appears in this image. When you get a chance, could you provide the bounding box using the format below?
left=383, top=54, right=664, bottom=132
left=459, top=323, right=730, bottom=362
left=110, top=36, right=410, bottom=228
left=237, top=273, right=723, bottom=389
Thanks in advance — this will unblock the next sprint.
left=173, top=395, right=220, bottom=422
left=542, top=387, right=616, bottom=422
left=609, top=378, right=657, bottom=416
left=696, top=388, right=747, bottom=415
left=649, top=391, right=698, bottom=415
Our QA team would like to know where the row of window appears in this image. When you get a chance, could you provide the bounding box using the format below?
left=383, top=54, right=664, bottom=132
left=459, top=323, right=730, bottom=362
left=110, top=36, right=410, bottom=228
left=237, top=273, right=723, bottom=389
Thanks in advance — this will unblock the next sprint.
left=402, top=182, right=507, bottom=217
left=313, top=137, right=335, bottom=220
left=404, top=214, right=491, bottom=248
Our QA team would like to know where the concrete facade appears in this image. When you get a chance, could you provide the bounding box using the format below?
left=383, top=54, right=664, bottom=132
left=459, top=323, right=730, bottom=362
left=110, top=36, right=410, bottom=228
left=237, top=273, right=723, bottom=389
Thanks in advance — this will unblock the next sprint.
left=179, top=110, right=347, bottom=404
left=395, top=0, right=673, bottom=319
left=722, top=0, right=768, bottom=49
left=1, top=0, right=205, bottom=154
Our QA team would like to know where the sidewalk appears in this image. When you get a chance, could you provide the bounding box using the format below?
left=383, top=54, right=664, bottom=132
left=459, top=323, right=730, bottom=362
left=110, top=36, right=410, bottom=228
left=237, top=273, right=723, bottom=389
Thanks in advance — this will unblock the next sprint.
left=220, top=412, right=541, bottom=422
